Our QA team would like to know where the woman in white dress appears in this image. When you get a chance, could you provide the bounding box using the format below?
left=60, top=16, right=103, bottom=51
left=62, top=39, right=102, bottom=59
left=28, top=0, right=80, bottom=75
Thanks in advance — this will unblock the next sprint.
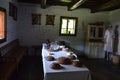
left=104, top=25, right=114, bottom=61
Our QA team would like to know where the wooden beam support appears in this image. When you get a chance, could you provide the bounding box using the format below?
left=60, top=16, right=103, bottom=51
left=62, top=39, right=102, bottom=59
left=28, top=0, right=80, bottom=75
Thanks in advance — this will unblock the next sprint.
left=68, top=0, right=87, bottom=10
left=41, top=0, right=47, bottom=9
left=91, top=0, right=120, bottom=13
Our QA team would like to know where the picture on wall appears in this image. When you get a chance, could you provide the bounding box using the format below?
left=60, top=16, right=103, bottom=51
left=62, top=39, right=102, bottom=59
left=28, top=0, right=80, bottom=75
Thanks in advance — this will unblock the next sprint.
left=32, top=14, right=41, bottom=25
left=9, top=2, right=17, bottom=21
left=13, top=5, right=17, bottom=20
left=9, top=2, right=14, bottom=17
left=46, top=15, right=55, bottom=25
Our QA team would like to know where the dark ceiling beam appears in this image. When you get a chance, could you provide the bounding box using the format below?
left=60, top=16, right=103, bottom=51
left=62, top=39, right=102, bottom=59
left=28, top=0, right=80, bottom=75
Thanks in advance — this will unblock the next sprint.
left=68, top=0, right=87, bottom=10
left=41, top=0, right=47, bottom=9
left=91, top=0, right=120, bottom=13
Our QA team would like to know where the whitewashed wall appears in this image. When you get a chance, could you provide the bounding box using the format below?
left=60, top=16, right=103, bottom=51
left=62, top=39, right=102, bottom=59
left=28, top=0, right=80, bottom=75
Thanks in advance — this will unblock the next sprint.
left=110, top=9, right=120, bottom=55
left=0, top=0, right=119, bottom=56
left=0, top=0, right=18, bottom=48
left=18, top=3, right=110, bottom=54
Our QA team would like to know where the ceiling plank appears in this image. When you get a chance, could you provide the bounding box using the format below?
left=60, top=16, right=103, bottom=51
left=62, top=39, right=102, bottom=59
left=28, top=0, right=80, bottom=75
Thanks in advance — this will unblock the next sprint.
left=91, top=0, right=120, bottom=13
left=68, top=0, right=87, bottom=10
left=41, top=0, right=47, bottom=9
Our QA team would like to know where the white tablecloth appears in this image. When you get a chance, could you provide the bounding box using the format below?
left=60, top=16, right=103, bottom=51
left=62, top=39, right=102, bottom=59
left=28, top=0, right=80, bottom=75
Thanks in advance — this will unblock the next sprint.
left=42, top=44, right=91, bottom=80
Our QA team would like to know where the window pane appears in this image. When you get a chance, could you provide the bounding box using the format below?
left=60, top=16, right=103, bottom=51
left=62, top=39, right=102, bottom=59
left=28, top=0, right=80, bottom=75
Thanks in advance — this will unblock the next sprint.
left=0, top=11, right=5, bottom=39
left=62, top=19, right=67, bottom=28
left=68, top=19, right=74, bottom=28
left=98, top=27, right=103, bottom=38
left=68, top=28, right=75, bottom=34
left=0, top=7, right=6, bottom=43
left=61, top=29, right=67, bottom=34
left=90, top=27, right=96, bottom=38
left=68, top=19, right=76, bottom=34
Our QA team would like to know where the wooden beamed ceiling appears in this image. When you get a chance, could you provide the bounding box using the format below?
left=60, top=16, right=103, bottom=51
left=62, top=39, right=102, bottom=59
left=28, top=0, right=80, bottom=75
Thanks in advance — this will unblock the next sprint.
left=41, top=0, right=46, bottom=9
left=68, top=0, right=87, bottom=10
left=91, top=0, right=120, bottom=13
left=18, top=0, right=120, bottom=13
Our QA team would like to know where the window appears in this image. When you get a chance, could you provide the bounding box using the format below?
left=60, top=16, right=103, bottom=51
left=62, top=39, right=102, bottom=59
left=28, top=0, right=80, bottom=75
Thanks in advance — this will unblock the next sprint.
left=0, top=7, right=6, bottom=43
left=59, top=16, right=78, bottom=36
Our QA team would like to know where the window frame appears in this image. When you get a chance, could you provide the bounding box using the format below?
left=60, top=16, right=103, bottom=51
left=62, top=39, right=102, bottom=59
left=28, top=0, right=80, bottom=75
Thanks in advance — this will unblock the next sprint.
left=59, top=16, right=78, bottom=36
left=0, top=7, right=6, bottom=44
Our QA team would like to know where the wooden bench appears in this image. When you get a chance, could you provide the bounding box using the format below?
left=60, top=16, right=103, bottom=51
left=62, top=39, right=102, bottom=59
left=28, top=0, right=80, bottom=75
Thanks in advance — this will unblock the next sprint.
left=0, top=39, right=27, bottom=80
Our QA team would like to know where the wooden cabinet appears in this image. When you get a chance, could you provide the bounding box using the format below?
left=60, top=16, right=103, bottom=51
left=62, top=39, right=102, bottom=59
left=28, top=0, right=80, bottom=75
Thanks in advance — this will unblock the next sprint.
left=85, top=43, right=104, bottom=58
left=85, top=23, right=105, bottom=58
left=86, top=24, right=104, bottom=42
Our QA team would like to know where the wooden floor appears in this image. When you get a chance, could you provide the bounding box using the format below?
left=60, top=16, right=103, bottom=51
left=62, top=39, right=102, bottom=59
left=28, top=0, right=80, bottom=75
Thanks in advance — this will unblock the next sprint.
left=79, top=57, right=120, bottom=80
left=9, top=56, right=120, bottom=80
left=9, top=56, right=43, bottom=80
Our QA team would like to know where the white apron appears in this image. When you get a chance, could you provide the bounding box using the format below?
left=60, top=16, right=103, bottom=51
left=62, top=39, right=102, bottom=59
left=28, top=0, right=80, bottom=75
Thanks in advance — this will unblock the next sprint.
left=104, top=29, right=114, bottom=52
